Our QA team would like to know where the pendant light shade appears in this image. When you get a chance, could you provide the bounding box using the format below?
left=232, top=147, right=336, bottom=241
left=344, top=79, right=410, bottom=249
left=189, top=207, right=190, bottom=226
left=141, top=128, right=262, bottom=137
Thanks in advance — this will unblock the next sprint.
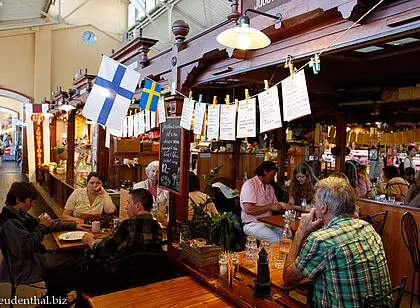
left=58, top=103, right=76, bottom=112
left=217, top=24, right=271, bottom=50
left=217, top=10, right=282, bottom=50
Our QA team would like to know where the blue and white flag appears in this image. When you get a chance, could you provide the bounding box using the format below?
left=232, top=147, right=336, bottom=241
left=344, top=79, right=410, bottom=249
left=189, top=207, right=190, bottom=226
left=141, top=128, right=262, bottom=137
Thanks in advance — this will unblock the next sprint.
left=82, top=56, right=141, bottom=131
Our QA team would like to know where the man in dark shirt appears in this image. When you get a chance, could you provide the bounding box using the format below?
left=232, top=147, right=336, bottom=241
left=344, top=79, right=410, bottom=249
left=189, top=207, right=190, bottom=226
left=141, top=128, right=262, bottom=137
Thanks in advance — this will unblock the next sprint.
left=0, top=181, right=91, bottom=296
left=82, top=188, right=163, bottom=291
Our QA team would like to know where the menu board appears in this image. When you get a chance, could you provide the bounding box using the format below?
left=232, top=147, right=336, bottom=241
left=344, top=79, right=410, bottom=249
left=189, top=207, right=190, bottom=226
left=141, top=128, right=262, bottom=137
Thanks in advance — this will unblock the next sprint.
left=159, top=117, right=184, bottom=195
left=281, top=70, right=311, bottom=122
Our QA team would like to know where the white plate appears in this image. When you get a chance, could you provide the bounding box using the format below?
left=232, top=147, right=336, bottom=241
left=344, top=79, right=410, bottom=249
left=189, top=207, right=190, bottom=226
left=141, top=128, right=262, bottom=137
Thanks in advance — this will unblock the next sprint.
left=58, top=231, right=87, bottom=241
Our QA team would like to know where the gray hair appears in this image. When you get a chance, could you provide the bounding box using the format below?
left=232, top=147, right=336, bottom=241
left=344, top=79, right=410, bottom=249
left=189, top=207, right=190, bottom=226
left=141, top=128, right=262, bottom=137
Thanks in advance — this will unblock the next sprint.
left=314, top=177, right=355, bottom=217
left=146, top=160, right=159, bottom=175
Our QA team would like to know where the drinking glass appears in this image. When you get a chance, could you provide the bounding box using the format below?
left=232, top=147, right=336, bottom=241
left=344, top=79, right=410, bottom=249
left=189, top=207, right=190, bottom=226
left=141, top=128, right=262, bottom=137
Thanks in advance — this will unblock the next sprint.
left=388, top=196, right=395, bottom=204
left=245, top=236, right=258, bottom=261
left=259, top=240, right=272, bottom=264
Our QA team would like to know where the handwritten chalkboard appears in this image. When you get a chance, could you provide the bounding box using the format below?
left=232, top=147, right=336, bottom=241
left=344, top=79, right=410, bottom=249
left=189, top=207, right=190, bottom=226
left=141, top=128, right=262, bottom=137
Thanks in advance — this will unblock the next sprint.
left=159, top=117, right=184, bottom=195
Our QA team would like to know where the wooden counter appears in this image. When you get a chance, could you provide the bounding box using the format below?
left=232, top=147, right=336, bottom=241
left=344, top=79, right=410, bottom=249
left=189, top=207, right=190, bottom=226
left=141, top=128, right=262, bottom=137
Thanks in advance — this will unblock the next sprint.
left=356, top=198, right=419, bottom=293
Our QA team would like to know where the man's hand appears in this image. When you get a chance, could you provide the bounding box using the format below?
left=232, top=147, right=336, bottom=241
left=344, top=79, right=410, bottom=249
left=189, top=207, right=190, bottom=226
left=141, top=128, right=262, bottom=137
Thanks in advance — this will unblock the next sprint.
left=76, top=223, right=92, bottom=231
left=39, top=213, right=53, bottom=227
left=273, top=202, right=290, bottom=211
left=82, top=233, right=95, bottom=248
left=298, top=208, right=323, bottom=238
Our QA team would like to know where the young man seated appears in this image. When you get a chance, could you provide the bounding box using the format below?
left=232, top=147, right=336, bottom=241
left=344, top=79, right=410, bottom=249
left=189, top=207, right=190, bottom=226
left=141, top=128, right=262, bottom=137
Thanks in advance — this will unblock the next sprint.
left=0, top=181, right=91, bottom=298
left=82, top=188, right=163, bottom=292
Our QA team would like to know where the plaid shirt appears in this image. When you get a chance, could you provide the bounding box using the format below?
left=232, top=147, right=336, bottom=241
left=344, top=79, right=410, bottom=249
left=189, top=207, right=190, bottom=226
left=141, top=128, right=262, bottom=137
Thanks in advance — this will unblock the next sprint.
left=90, top=214, right=162, bottom=270
left=295, top=216, right=392, bottom=308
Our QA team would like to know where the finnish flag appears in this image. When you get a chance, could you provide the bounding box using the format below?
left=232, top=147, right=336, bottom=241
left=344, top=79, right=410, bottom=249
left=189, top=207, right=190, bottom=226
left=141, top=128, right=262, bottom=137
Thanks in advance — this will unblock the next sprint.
left=82, top=56, right=141, bottom=131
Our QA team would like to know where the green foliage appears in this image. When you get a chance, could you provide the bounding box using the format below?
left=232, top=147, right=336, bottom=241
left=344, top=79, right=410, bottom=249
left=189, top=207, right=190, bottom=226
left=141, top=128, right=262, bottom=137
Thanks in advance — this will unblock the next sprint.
left=55, top=147, right=65, bottom=155
left=188, top=164, right=237, bottom=251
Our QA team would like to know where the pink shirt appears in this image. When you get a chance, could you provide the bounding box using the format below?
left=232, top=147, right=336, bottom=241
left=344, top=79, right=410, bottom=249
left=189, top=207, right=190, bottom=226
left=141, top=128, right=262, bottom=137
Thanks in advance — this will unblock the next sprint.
left=240, top=175, right=277, bottom=224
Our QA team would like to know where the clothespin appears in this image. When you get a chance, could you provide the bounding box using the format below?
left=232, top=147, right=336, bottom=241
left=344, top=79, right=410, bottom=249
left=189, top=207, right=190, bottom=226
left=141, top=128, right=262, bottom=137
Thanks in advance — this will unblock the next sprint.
left=225, top=95, right=230, bottom=105
left=264, top=80, right=270, bottom=93
left=198, top=94, right=203, bottom=103
left=212, top=96, right=218, bottom=107
left=284, top=55, right=295, bottom=79
left=309, top=54, right=321, bottom=74
left=129, top=110, right=133, bottom=116
left=235, top=98, right=239, bottom=112
left=189, top=91, right=193, bottom=100
left=245, top=89, right=249, bottom=103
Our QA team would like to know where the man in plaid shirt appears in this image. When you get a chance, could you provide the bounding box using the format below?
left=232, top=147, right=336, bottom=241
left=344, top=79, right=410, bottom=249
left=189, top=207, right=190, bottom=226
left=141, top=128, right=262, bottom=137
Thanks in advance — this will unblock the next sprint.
left=283, top=177, right=392, bottom=307
left=82, top=188, right=162, bottom=271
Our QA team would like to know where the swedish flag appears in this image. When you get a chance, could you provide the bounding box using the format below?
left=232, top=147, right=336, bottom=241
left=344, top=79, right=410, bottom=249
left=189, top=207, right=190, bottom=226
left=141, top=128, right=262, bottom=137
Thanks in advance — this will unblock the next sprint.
left=139, top=79, right=162, bottom=111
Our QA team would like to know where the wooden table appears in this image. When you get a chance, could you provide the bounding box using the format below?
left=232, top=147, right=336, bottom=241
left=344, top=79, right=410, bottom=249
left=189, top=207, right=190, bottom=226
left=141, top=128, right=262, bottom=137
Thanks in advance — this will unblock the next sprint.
left=88, top=276, right=233, bottom=308
left=237, top=244, right=312, bottom=292
left=257, top=215, right=300, bottom=232
left=51, top=230, right=111, bottom=251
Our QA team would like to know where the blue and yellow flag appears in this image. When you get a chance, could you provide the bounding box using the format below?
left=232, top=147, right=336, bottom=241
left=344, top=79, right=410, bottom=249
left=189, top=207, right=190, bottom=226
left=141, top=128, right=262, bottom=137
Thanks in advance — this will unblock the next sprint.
left=139, top=79, right=161, bottom=111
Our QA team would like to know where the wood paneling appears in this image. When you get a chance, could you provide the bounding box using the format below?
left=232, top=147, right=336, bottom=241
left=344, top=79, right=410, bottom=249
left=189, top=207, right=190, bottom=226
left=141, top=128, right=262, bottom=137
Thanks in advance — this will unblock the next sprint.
left=196, top=153, right=235, bottom=192
left=357, top=198, right=420, bottom=293
left=238, top=153, right=265, bottom=180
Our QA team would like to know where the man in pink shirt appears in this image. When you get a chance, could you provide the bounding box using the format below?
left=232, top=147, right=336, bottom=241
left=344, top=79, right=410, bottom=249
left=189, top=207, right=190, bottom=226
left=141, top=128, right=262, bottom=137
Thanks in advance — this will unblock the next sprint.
left=241, top=161, right=288, bottom=243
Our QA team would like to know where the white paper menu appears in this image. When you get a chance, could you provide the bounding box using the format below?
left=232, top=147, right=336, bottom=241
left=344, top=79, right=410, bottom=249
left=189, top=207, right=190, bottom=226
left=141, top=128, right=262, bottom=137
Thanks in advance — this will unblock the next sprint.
left=207, top=105, right=220, bottom=140
left=281, top=70, right=311, bottom=122
left=151, top=111, right=156, bottom=128
left=258, top=86, right=282, bottom=133
left=220, top=104, right=236, bottom=141
left=127, top=115, right=134, bottom=137
left=122, top=117, right=128, bottom=137
left=180, top=98, right=195, bottom=130
left=145, top=109, right=151, bottom=132
left=236, top=97, right=256, bottom=138
left=139, top=111, right=145, bottom=134
left=193, top=103, right=207, bottom=135
left=133, top=113, right=139, bottom=136
left=158, top=97, right=166, bottom=124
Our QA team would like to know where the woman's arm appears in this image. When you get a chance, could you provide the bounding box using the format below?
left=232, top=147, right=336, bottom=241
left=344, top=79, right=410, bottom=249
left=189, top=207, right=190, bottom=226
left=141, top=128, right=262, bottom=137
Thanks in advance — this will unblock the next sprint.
left=102, top=190, right=116, bottom=214
left=61, top=209, right=84, bottom=224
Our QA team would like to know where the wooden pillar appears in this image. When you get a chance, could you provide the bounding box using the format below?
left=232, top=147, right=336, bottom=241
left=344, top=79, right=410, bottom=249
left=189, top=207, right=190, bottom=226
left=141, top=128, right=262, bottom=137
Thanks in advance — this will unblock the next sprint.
left=97, top=125, right=108, bottom=181
left=277, top=127, right=286, bottom=185
left=335, top=113, right=346, bottom=173
left=66, top=110, right=76, bottom=181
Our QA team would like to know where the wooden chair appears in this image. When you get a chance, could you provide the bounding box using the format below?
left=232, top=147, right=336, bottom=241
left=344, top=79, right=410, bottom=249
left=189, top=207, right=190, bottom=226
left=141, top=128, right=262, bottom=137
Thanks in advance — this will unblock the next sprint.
left=363, top=276, right=407, bottom=308
left=0, top=232, right=46, bottom=308
left=363, top=211, right=388, bottom=237
left=401, top=211, right=420, bottom=307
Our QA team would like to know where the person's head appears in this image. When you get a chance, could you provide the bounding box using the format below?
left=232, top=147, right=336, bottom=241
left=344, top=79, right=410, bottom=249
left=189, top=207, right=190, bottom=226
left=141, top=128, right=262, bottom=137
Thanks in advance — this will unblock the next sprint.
left=6, top=181, right=38, bottom=213
left=407, top=145, right=417, bottom=158
left=86, top=172, right=103, bottom=194
left=344, top=161, right=358, bottom=188
left=405, top=167, right=416, bottom=184
left=313, top=177, right=355, bottom=224
left=383, top=165, right=399, bottom=180
left=189, top=171, right=200, bottom=192
left=289, top=163, right=318, bottom=201
left=146, top=161, right=159, bottom=184
left=254, top=161, right=278, bottom=184
left=329, top=172, right=350, bottom=184
left=128, top=188, right=154, bottom=217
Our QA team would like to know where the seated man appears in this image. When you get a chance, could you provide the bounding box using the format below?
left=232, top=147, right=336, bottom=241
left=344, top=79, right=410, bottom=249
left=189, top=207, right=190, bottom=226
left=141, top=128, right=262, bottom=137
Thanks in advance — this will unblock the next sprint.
left=82, top=188, right=163, bottom=291
left=0, top=181, right=90, bottom=296
left=240, top=161, right=288, bottom=243
left=283, top=177, right=392, bottom=307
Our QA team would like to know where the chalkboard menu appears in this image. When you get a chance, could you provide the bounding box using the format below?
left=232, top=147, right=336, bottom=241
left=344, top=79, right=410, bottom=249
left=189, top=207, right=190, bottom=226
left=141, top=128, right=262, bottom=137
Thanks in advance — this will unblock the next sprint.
left=159, top=117, right=184, bottom=195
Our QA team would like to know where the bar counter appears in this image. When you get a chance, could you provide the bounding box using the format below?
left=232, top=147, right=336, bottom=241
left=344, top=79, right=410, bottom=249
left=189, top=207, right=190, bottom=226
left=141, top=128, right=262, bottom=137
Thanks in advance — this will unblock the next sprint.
left=356, top=198, right=419, bottom=293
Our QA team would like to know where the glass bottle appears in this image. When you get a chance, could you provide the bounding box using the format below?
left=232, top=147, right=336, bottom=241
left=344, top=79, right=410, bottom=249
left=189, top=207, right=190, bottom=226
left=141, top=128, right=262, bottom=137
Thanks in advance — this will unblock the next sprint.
left=275, top=223, right=293, bottom=268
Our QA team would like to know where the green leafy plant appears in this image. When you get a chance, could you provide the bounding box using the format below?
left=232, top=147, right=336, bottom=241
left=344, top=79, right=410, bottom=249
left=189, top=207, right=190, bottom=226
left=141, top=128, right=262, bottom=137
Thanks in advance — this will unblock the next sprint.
left=55, top=147, right=65, bottom=155
left=188, top=164, right=238, bottom=251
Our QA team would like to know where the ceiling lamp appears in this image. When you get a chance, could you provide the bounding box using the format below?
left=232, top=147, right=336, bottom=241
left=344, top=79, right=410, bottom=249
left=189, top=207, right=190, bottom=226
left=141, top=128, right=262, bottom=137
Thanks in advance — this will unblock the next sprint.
left=58, top=103, right=76, bottom=112
left=217, top=9, right=282, bottom=50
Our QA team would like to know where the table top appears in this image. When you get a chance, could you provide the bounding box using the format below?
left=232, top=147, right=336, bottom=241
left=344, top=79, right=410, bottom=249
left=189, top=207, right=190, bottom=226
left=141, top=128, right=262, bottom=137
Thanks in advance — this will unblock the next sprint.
left=51, top=230, right=111, bottom=251
left=257, top=215, right=300, bottom=232
left=88, top=276, right=233, bottom=308
left=237, top=244, right=311, bottom=291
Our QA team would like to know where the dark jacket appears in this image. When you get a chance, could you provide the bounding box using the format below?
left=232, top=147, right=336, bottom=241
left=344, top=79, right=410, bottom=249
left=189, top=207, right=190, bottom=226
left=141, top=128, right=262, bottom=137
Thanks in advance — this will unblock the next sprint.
left=0, top=206, right=77, bottom=284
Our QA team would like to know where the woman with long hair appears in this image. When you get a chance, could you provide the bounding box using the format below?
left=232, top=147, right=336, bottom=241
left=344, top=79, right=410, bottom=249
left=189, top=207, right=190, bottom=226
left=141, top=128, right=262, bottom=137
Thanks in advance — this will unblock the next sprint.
left=288, top=162, right=318, bottom=206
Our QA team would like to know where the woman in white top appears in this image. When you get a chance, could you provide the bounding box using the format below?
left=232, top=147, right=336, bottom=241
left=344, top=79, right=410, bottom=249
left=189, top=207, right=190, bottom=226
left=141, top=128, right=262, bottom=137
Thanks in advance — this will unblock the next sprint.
left=62, top=172, right=116, bottom=224
left=133, top=161, right=169, bottom=218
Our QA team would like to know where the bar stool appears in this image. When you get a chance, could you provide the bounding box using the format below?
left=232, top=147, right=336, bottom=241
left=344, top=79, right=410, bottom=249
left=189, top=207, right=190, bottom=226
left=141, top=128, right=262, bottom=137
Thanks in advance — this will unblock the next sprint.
left=401, top=212, right=420, bottom=307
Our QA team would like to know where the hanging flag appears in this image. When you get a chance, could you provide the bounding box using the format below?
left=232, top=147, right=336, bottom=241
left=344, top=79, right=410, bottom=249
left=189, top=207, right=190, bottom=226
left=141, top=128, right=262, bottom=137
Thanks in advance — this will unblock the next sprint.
left=82, top=56, right=141, bottom=131
left=139, top=79, right=162, bottom=111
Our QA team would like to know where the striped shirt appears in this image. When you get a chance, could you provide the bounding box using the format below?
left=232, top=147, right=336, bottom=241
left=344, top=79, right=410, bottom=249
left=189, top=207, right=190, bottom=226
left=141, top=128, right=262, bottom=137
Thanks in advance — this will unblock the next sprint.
left=295, top=216, right=392, bottom=307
